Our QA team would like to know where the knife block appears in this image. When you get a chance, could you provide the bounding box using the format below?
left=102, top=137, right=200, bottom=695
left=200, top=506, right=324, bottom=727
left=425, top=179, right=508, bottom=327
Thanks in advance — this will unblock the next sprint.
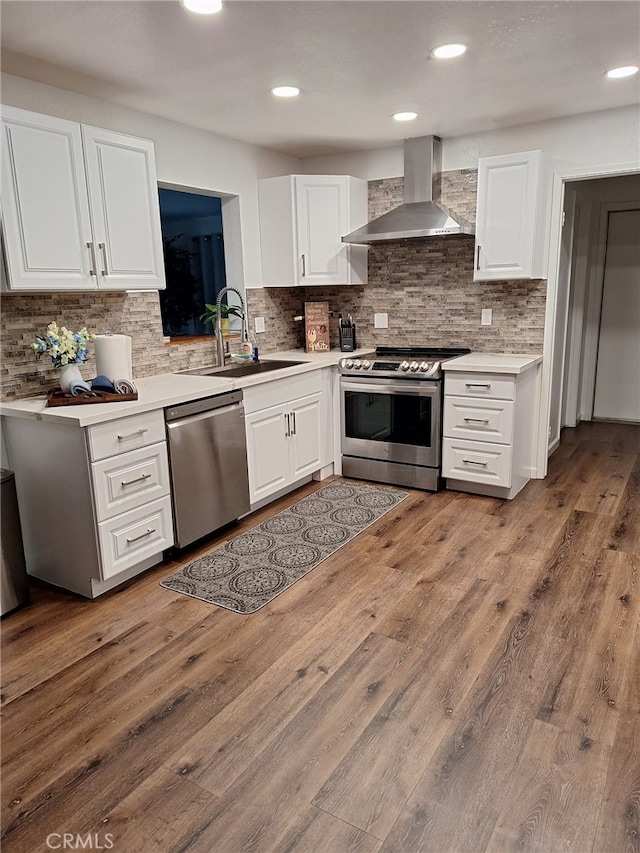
left=339, top=324, right=356, bottom=352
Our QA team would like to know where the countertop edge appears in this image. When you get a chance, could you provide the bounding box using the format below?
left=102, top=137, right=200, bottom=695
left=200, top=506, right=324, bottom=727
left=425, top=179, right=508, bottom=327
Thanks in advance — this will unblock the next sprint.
left=0, top=349, right=355, bottom=427
left=442, top=353, right=543, bottom=375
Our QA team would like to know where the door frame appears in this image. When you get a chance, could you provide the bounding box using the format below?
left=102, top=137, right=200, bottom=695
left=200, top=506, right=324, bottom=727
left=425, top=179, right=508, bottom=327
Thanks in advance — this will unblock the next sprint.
left=585, top=202, right=640, bottom=420
left=537, top=160, right=639, bottom=477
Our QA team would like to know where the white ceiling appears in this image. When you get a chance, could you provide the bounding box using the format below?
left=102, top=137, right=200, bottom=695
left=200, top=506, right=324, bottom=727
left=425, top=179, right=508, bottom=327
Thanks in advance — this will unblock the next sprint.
left=1, top=0, right=639, bottom=159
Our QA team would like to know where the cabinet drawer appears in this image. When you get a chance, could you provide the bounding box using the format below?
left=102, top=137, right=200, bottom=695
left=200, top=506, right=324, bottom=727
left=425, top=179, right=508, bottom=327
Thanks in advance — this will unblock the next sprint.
left=91, top=442, right=170, bottom=521
left=97, top=496, right=173, bottom=580
left=87, top=410, right=165, bottom=461
left=443, top=396, right=514, bottom=444
left=442, top=438, right=512, bottom=487
left=445, top=372, right=515, bottom=401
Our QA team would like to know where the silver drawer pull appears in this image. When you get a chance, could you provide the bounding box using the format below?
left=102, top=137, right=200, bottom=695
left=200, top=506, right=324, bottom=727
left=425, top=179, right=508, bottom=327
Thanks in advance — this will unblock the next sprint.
left=121, top=472, right=152, bottom=487
left=465, top=383, right=491, bottom=388
left=117, top=428, right=149, bottom=441
left=463, top=459, right=488, bottom=467
left=127, top=527, right=156, bottom=544
left=463, top=417, right=490, bottom=424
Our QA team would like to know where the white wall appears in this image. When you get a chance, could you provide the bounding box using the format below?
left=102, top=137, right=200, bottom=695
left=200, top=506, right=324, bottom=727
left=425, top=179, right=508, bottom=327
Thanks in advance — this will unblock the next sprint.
left=1, top=72, right=302, bottom=290
left=304, top=105, right=640, bottom=179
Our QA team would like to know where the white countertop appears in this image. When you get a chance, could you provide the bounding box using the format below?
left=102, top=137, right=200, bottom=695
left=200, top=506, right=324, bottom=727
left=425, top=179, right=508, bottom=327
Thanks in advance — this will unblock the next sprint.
left=0, top=348, right=363, bottom=428
left=443, top=352, right=542, bottom=375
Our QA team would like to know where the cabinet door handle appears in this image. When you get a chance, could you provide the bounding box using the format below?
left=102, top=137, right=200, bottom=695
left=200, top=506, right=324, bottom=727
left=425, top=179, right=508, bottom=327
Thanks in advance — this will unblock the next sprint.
left=463, top=417, right=490, bottom=424
left=301, top=254, right=306, bottom=277
left=285, top=412, right=290, bottom=437
left=117, top=427, right=149, bottom=441
left=476, top=244, right=481, bottom=270
left=99, top=242, right=109, bottom=276
left=462, top=459, right=488, bottom=467
left=290, top=411, right=296, bottom=435
left=121, top=472, right=152, bottom=487
left=87, top=242, right=98, bottom=277
left=126, top=527, right=156, bottom=544
left=465, top=383, right=491, bottom=389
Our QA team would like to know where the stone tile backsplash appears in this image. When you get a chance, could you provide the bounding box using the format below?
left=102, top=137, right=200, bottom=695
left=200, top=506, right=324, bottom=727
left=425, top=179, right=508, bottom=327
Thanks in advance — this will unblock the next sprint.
left=1, top=168, right=546, bottom=401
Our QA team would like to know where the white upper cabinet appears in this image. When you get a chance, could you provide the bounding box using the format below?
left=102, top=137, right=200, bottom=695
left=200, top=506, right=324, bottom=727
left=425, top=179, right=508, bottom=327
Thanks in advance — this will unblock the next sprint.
left=473, top=150, right=550, bottom=281
left=1, top=106, right=166, bottom=292
left=258, top=174, right=368, bottom=287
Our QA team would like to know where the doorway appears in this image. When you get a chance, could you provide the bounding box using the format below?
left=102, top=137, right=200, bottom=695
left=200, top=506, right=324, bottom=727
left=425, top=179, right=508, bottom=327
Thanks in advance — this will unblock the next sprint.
left=593, top=208, right=640, bottom=421
left=552, top=175, right=640, bottom=445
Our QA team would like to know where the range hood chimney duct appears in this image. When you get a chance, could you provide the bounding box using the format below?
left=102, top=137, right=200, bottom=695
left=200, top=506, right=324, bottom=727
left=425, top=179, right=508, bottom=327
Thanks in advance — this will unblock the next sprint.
left=342, top=135, right=474, bottom=244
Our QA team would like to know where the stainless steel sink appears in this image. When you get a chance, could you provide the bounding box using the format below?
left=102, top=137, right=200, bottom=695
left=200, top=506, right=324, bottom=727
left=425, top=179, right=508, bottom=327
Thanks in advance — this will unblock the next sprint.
left=179, top=359, right=308, bottom=379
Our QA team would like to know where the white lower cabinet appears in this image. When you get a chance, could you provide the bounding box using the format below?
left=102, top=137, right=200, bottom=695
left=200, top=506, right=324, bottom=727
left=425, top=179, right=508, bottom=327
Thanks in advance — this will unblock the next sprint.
left=3, top=409, right=173, bottom=597
left=442, top=367, right=537, bottom=499
left=243, top=370, right=330, bottom=507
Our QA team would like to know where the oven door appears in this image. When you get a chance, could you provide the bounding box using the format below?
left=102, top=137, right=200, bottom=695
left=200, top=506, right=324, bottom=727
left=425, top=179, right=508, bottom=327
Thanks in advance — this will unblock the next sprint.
left=340, top=376, right=441, bottom=468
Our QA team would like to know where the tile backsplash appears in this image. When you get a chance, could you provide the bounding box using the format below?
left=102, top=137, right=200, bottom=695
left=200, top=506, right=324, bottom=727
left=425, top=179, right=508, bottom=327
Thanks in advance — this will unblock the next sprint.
left=0, top=168, right=546, bottom=401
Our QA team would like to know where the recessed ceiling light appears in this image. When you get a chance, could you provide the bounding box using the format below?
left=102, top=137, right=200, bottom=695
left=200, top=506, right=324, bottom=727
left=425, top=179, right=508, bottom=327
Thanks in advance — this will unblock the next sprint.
left=181, top=0, right=222, bottom=13
left=431, top=43, right=467, bottom=59
left=393, top=111, right=418, bottom=122
left=606, top=65, right=639, bottom=79
left=271, top=86, right=301, bottom=98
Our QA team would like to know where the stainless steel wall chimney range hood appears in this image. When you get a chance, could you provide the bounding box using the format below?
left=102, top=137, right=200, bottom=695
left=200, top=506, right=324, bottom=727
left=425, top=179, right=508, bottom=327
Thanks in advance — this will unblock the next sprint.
left=342, top=135, right=474, bottom=244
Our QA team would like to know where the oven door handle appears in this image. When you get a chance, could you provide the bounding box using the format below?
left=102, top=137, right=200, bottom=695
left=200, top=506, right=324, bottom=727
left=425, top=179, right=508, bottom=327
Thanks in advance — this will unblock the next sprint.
left=340, top=378, right=439, bottom=395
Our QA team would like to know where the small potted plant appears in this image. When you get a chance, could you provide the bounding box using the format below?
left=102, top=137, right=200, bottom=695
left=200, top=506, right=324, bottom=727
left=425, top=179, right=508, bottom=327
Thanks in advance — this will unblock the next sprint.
left=200, top=302, right=244, bottom=334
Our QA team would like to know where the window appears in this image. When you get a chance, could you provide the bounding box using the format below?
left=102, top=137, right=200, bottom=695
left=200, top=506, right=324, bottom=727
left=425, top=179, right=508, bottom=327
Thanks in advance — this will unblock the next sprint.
left=158, top=188, right=227, bottom=337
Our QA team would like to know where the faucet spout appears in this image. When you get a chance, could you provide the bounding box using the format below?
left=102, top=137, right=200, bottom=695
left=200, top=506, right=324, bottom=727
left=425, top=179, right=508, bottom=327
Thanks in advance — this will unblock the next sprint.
left=214, top=286, right=247, bottom=366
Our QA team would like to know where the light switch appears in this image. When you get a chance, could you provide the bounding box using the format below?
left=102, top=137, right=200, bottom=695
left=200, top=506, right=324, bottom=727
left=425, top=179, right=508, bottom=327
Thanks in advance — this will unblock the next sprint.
left=255, top=316, right=265, bottom=333
left=481, top=309, right=492, bottom=326
left=374, top=313, right=389, bottom=329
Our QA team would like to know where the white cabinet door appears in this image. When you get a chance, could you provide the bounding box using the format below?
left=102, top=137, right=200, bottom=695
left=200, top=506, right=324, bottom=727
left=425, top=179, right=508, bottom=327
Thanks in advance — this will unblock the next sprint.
left=474, top=150, right=547, bottom=281
left=295, top=176, right=349, bottom=286
left=1, top=107, right=95, bottom=290
left=245, top=402, right=290, bottom=503
left=245, top=391, right=324, bottom=504
left=82, top=125, right=166, bottom=290
left=258, top=174, right=367, bottom=287
left=1, top=106, right=166, bottom=292
left=289, top=393, right=322, bottom=479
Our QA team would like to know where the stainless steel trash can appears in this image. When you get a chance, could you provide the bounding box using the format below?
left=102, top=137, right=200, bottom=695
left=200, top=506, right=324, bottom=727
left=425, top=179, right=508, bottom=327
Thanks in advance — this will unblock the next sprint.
left=1, top=468, right=29, bottom=616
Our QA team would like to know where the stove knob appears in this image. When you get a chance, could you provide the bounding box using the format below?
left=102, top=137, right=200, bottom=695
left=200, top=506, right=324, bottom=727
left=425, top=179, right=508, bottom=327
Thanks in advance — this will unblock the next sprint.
left=400, top=360, right=410, bottom=371
left=362, top=359, right=371, bottom=369
left=340, top=358, right=348, bottom=369
left=410, top=361, right=419, bottom=372
left=345, top=359, right=354, bottom=369
left=419, top=361, right=430, bottom=372
left=353, top=360, right=362, bottom=369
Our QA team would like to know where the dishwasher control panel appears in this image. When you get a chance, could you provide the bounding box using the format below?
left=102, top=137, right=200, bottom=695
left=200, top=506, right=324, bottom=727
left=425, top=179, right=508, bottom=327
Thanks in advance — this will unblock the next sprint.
left=165, top=389, right=244, bottom=422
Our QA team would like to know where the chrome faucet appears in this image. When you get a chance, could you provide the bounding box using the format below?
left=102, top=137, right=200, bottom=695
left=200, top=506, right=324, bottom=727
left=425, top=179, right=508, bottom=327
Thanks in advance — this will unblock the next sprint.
left=215, top=286, right=248, bottom=366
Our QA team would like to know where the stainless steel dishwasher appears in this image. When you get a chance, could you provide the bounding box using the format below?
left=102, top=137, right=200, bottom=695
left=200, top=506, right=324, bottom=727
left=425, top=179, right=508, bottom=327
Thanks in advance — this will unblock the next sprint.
left=165, top=390, right=250, bottom=548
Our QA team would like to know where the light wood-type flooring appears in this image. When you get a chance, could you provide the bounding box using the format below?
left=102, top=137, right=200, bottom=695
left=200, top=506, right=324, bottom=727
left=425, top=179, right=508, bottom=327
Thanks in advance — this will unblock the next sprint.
left=2, top=420, right=639, bottom=853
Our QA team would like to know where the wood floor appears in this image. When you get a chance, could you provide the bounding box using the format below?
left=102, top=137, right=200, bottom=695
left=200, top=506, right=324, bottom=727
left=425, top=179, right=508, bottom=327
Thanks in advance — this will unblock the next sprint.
left=2, top=420, right=639, bottom=853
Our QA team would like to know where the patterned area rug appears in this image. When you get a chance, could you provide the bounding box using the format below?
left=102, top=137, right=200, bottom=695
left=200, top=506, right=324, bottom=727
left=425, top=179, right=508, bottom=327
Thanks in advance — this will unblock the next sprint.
left=160, top=481, right=408, bottom=613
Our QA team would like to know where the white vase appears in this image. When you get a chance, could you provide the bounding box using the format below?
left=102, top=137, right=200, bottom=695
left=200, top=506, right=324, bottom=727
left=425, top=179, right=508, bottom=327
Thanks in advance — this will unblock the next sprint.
left=59, top=363, right=83, bottom=393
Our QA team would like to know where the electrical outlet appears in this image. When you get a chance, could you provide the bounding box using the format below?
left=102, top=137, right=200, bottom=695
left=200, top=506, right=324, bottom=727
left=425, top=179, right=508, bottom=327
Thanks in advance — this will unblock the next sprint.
left=374, top=313, right=389, bottom=329
left=254, top=316, right=265, bottom=333
left=481, top=308, right=492, bottom=326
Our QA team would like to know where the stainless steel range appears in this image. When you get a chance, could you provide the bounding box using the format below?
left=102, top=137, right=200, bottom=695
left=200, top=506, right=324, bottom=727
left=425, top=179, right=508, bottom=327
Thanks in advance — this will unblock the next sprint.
left=340, top=346, right=471, bottom=491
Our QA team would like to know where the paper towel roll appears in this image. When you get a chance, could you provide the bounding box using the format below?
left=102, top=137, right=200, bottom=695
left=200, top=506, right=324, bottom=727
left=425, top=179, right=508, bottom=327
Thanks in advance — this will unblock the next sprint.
left=94, top=334, right=133, bottom=381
